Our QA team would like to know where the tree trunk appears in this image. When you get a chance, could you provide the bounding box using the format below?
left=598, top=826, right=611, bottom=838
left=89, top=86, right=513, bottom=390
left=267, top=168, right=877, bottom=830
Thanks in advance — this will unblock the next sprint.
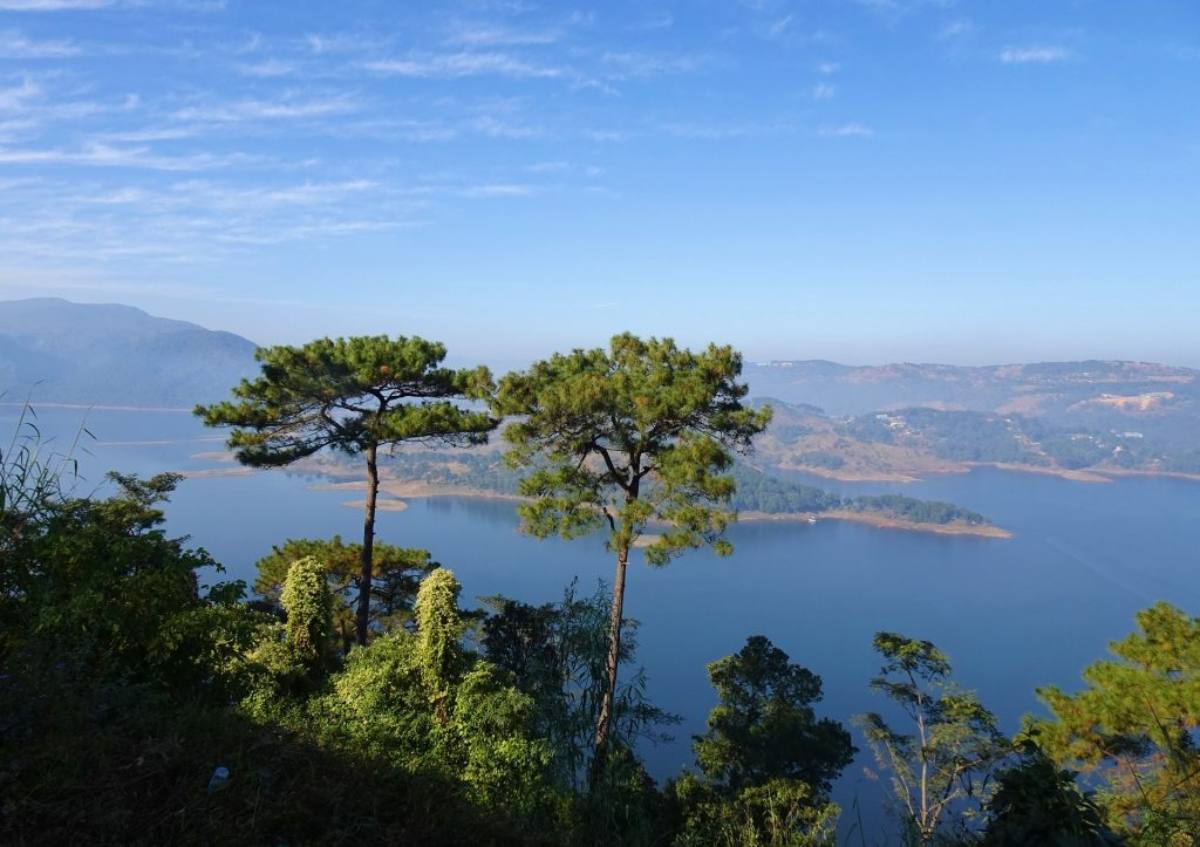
left=355, top=443, right=379, bottom=646
left=591, top=542, right=629, bottom=783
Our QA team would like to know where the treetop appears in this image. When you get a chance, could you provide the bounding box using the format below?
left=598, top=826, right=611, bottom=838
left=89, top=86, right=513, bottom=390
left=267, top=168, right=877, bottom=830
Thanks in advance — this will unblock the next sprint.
left=195, top=335, right=497, bottom=466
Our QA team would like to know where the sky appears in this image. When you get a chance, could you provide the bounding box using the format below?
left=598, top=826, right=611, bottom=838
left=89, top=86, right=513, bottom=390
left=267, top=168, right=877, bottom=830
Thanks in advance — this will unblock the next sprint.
left=0, top=0, right=1197, bottom=369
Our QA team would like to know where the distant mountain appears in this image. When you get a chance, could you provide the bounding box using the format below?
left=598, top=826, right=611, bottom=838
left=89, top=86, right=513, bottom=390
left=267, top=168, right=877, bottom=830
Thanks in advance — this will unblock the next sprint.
left=749, top=361, right=1200, bottom=483
left=0, top=298, right=258, bottom=407
left=745, top=359, right=1200, bottom=420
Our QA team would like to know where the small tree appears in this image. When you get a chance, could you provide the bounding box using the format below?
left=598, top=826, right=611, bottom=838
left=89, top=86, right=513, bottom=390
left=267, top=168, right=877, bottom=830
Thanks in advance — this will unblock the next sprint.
left=673, top=636, right=854, bottom=847
left=695, top=636, right=855, bottom=795
left=196, top=336, right=494, bottom=646
left=492, top=333, right=771, bottom=774
left=856, top=633, right=1006, bottom=845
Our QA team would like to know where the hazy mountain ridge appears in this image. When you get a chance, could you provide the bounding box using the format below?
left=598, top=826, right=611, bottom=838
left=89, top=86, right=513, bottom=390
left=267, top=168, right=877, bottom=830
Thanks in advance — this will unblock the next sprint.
left=0, top=298, right=258, bottom=407
left=754, top=398, right=1200, bottom=482
left=745, top=359, right=1200, bottom=419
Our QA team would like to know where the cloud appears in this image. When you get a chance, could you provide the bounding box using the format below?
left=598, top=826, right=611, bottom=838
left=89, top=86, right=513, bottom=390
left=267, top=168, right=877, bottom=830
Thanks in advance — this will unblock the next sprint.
left=444, top=21, right=562, bottom=47
left=816, top=61, right=840, bottom=75
left=459, top=183, right=535, bottom=198
left=581, top=128, right=628, bottom=142
left=660, top=120, right=792, bottom=140
left=636, top=13, right=674, bottom=31
left=819, top=122, right=873, bottom=138
left=0, top=142, right=248, bottom=170
left=0, top=0, right=115, bottom=9
left=364, top=51, right=563, bottom=79
left=469, top=115, right=543, bottom=139
left=768, top=15, right=794, bottom=39
left=811, top=82, right=835, bottom=100
left=937, top=19, right=975, bottom=40
left=169, top=178, right=378, bottom=209
left=0, top=78, right=41, bottom=110
left=599, top=50, right=705, bottom=79
left=172, top=95, right=359, bottom=123
left=0, top=29, right=80, bottom=57
left=999, top=46, right=1072, bottom=64
left=234, top=58, right=296, bottom=78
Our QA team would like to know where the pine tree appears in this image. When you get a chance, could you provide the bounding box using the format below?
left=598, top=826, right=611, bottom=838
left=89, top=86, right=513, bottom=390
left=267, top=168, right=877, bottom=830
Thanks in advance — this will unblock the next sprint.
left=197, top=336, right=494, bottom=645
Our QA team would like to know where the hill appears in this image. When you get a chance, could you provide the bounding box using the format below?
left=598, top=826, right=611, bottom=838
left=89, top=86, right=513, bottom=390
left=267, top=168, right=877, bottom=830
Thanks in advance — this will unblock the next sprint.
left=753, top=396, right=1200, bottom=483
left=745, top=360, right=1200, bottom=419
left=0, top=298, right=258, bottom=407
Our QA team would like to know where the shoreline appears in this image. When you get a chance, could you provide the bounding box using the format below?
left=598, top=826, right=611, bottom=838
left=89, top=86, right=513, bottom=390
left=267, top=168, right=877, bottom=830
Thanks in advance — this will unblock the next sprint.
left=317, top=479, right=1012, bottom=540
left=778, top=459, right=1200, bottom=486
left=738, top=508, right=1011, bottom=539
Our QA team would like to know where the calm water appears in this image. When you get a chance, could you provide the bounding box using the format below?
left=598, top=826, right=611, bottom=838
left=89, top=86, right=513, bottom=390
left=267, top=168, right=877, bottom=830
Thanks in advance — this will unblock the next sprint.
left=10, top=406, right=1200, bottom=841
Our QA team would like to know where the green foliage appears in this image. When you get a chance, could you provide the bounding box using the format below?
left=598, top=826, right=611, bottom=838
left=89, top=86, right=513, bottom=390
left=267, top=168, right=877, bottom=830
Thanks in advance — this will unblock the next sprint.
left=195, top=335, right=495, bottom=467
left=980, top=746, right=1117, bottom=847
left=670, top=774, right=839, bottom=847
left=856, top=632, right=1007, bottom=846
left=693, top=636, right=855, bottom=795
left=494, top=333, right=771, bottom=768
left=671, top=637, right=849, bottom=847
left=482, top=581, right=681, bottom=790
left=1029, top=602, right=1200, bottom=846
left=0, top=400, right=89, bottom=538
left=197, top=334, right=496, bottom=645
left=255, top=535, right=437, bottom=645
left=841, top=494, right=988, bottom=526
left=0, top=467, right=263, bottom=699
left=280, top=555, right=334, bottom=664
left=415, top=567, right=467, bottom=718
left=494, top=332, right=771, bottom=565
left=314, top=571, right=561, bottom=826
left=727, top=464, right=842, bottom=514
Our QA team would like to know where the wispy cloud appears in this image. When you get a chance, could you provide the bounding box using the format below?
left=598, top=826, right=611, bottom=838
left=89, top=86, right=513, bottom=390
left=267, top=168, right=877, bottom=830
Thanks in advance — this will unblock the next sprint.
left=469, top=114, right=543, bottom=139
left=635, top=13, right=674, bottom=31
left=599, top=50, right=706, bottom=79
left=0, top=78, right=41, bottom=110
left=444, top=20, right=562, bottom=47
left=172, top=94, right=359, bottom=123
left=0, top=0, right=115, bottom=9
left=459, top=183, right=536, bottom=198
left=364, top=51, right=564, bottom=79
left=999, top=46, right=1072, bottom=64
left=937, top=19, right=976, bottom=41
left=0, top=142, right=249, bottom=170
left=819, top=122, right=873, bottom=138
left=661, top=120, right=791, bottom=140
left=811, top=82, right=836, bottom=100
left=234, top=58, right=296, bottom=78
left=0, top=28, right=79, bottom=57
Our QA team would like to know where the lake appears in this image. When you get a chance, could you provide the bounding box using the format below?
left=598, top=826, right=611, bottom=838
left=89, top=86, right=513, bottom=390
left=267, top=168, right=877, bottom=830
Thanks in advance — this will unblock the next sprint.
left=9, top=404, right=1200, bottom=842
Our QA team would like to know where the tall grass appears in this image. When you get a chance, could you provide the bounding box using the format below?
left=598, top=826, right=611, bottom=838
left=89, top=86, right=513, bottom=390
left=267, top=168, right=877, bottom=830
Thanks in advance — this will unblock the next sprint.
left=1, top=395, right=93, bottom=532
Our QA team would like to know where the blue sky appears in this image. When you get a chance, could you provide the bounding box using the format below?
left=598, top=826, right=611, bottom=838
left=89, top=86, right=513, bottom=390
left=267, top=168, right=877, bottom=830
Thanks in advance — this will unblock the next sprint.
left=0, top=0, right=1196, bottom=368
